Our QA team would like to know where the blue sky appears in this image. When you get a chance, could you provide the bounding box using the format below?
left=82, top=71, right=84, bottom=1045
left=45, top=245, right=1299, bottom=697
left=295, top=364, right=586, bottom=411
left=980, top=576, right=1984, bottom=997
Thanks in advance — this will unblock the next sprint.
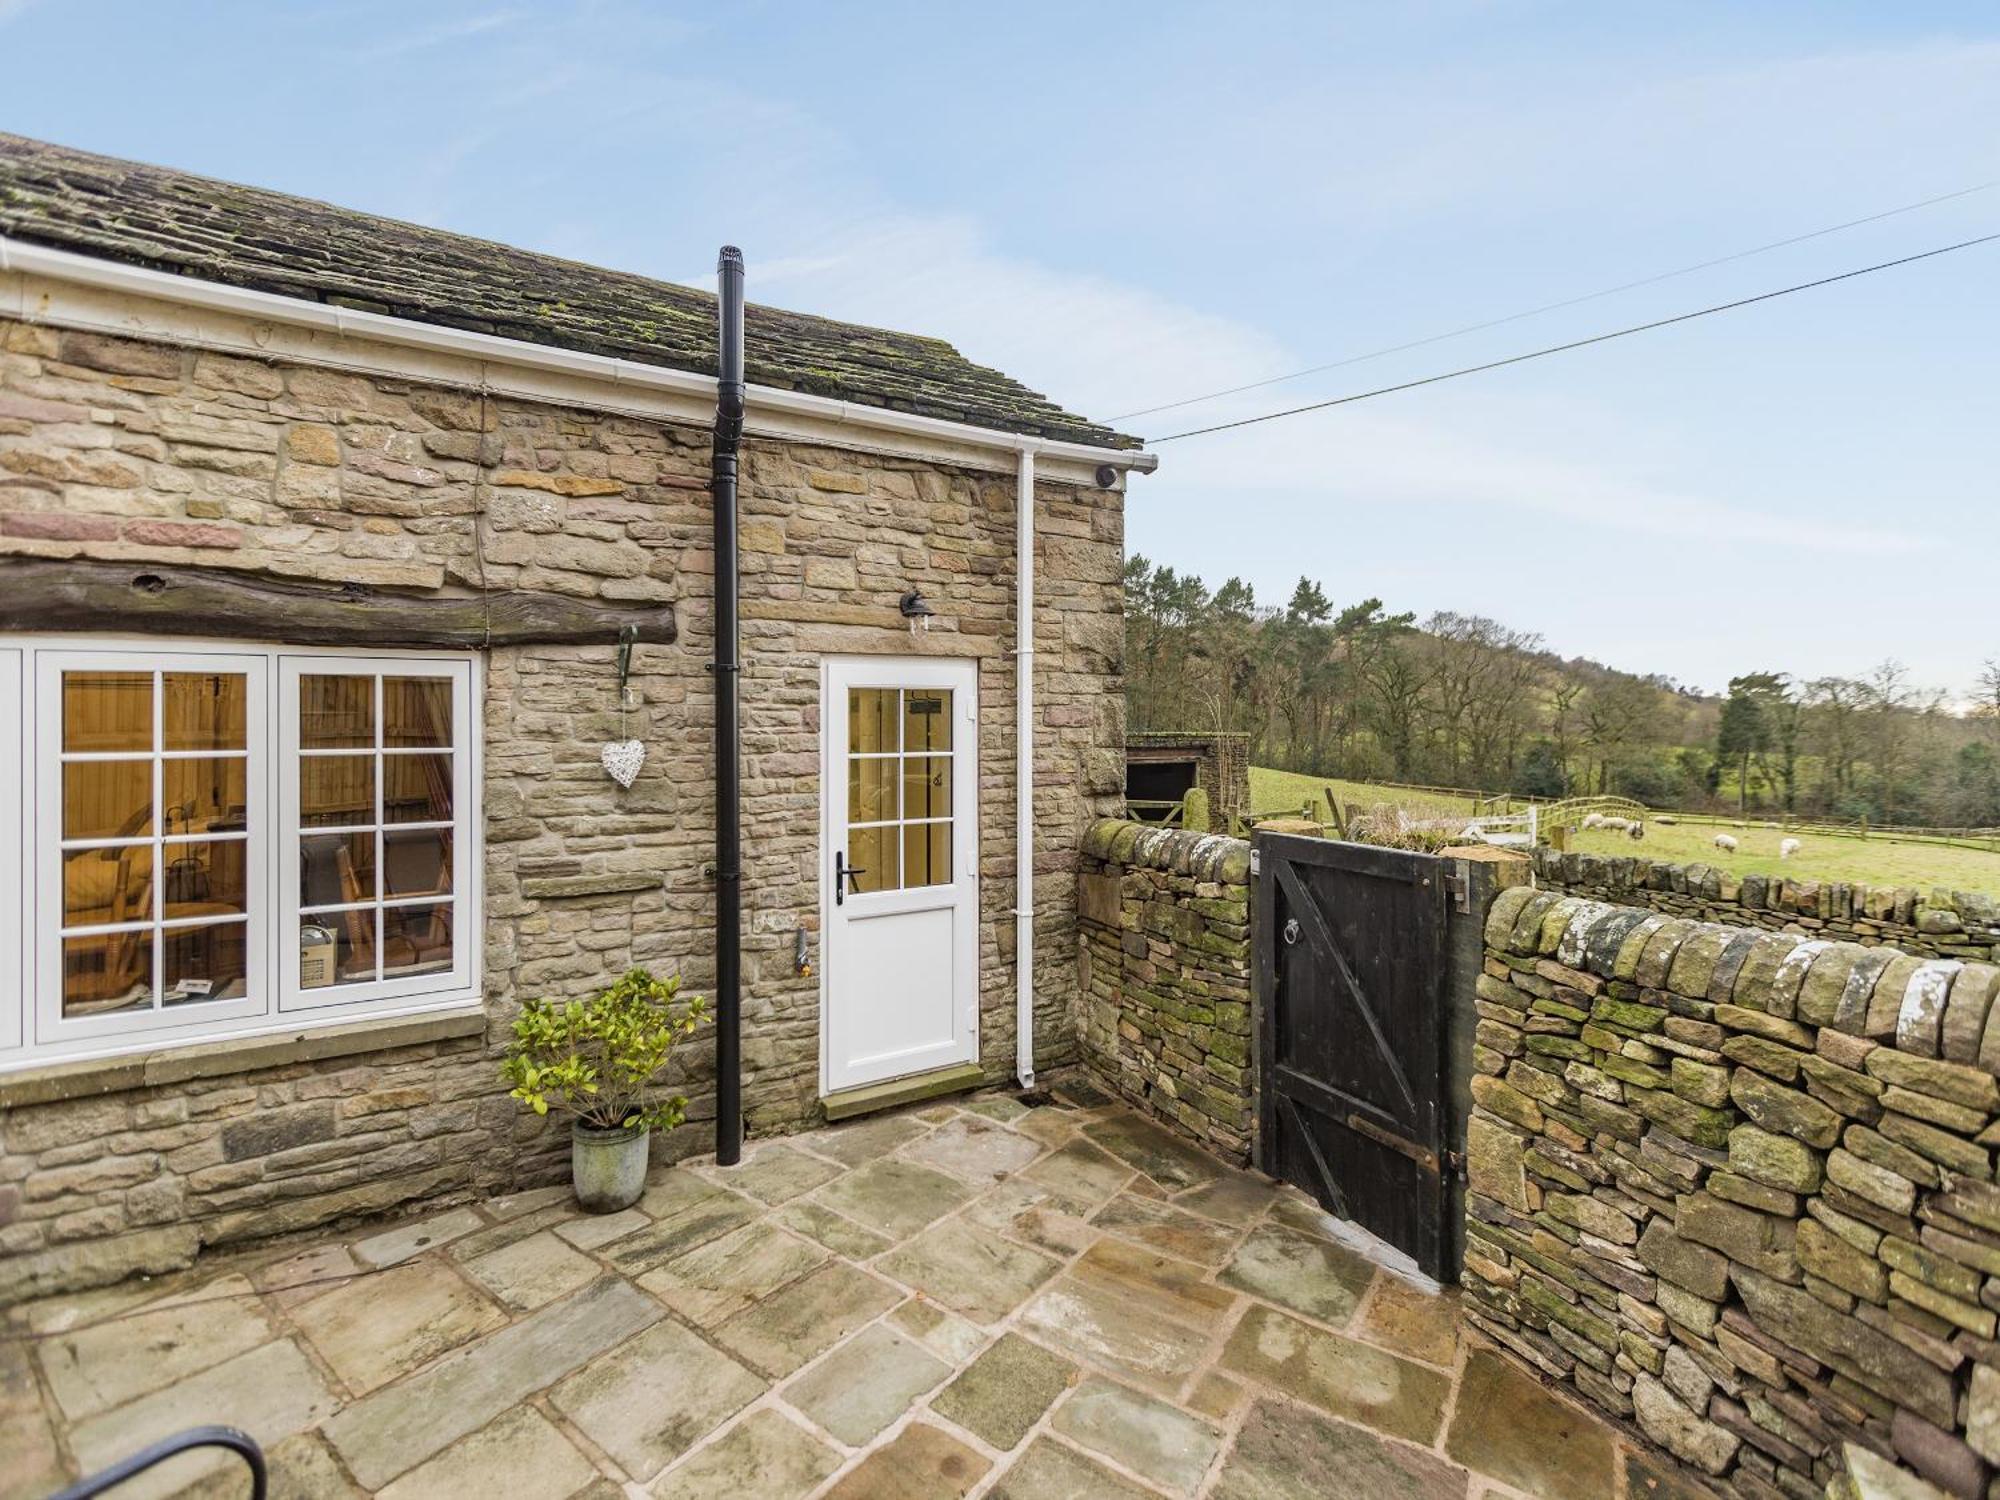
left=5, top=2, right=1995, bottom=696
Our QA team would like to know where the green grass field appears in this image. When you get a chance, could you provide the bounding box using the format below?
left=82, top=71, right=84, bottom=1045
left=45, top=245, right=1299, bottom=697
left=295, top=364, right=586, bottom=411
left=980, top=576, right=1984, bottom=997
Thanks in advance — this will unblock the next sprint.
left=1567, top=820, right=2000, bottom=894
left=1248, top=766, right=2000, bottom=894
left=1248, top=767, right=1481, bottom=821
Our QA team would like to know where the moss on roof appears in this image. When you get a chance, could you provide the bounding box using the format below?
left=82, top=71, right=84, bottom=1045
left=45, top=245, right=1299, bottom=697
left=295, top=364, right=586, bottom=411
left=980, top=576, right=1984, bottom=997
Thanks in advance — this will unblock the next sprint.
left=0, top=134, right=1138, bottom=450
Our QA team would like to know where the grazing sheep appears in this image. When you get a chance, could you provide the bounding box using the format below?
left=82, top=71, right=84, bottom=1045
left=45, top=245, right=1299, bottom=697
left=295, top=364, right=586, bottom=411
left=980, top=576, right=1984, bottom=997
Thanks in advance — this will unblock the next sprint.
left=1582, top=813, right=1606, bottom=830
left=1714, top=833, right=1739, bottom=853
left=1780, top=837, right=1802, bottom=860
left=1627, top=821, right=1645, bottom=841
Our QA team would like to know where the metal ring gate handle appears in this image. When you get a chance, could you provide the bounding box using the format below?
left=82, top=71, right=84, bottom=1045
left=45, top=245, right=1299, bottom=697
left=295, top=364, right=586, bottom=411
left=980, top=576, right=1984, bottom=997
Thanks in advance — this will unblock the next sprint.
left=1283, top=917, right=1300, bottom=946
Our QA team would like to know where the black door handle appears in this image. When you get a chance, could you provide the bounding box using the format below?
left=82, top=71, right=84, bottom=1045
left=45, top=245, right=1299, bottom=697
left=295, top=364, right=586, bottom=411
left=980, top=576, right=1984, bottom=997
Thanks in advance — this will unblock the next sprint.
left=834, top=850, right=866, bottom=905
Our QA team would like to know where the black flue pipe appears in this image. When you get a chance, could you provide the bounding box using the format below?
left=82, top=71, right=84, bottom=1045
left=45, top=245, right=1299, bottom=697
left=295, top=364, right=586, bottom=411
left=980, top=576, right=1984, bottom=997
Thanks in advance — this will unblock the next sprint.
left=712, top=246, right=745, bottom=1167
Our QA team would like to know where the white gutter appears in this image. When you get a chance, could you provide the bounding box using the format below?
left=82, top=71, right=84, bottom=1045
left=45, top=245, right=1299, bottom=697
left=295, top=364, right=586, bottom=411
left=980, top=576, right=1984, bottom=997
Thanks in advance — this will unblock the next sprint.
left=1014, top=445, right=1037, bottom=1090
left=0, top=236, right=1159, bottom=474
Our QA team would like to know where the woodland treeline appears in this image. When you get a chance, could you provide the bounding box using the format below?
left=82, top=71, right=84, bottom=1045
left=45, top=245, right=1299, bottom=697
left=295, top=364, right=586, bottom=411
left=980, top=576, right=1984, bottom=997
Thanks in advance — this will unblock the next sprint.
left=1123, top=557, right=2000, bottom=828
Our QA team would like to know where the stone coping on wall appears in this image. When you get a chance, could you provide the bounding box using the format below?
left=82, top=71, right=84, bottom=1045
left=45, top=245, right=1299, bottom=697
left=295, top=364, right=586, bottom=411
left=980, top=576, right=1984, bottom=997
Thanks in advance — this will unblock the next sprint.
left=1464, top=885, right=2000, bottom=1498
left=1534, top=848, right=2000, bottom=965
left=1079, top=817, right=1252, bottom=884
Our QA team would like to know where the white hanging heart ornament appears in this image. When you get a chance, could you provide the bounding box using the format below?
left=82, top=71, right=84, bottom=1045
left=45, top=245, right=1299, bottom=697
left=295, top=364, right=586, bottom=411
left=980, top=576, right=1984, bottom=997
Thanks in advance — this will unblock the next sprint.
left=600, top=738, right=646, bottom=788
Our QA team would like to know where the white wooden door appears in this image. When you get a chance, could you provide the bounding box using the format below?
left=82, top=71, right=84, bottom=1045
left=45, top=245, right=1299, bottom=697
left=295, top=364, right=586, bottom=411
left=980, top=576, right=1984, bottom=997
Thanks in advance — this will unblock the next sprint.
left=822, top=657, right=979, bottom=1094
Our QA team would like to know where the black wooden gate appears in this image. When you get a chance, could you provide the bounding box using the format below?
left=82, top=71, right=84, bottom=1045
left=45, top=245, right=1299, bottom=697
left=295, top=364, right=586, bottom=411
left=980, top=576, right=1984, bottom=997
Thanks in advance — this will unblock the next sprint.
left=1255, top=832, right=1454, bottom=1279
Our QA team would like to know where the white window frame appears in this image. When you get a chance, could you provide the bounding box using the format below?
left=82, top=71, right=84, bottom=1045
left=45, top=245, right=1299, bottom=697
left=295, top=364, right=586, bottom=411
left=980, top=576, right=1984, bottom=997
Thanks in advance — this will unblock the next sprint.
left=278, top=654, right=477, bottom=1013
left=0, top=636, right=483, bottom=1072
left=0, top=647, right=21, bottom=1054
left=33, top=646, right=271, bottom=1047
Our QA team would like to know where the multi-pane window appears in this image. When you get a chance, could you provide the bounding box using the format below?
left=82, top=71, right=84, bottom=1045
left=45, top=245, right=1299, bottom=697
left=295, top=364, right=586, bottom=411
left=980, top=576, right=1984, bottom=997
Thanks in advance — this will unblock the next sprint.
left=3, top=640, right=479, bottom=1070
left=845, top=686, right=954, bottom=893
left=285, top=663, right=467, bottom=1006
left=55, top=663, right=259, bottom=1020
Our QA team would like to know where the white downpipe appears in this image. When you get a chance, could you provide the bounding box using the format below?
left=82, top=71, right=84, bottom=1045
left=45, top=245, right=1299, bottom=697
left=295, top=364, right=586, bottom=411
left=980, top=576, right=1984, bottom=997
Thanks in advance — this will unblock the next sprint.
left=1014, top=445, right=1037, bottom=1090
left=0, top=235, right=1159, bottom=475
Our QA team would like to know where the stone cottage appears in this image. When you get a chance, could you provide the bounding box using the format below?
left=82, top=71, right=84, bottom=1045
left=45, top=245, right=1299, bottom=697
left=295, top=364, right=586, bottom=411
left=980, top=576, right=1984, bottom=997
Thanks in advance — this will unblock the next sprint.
left=0, top=134, right=1154, bottom=1302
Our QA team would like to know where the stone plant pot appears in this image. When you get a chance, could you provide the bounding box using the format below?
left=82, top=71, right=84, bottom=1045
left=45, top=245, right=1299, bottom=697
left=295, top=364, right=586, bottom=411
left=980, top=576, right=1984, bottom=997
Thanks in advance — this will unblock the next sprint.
left=572, top=1121, right=650, bottom=1213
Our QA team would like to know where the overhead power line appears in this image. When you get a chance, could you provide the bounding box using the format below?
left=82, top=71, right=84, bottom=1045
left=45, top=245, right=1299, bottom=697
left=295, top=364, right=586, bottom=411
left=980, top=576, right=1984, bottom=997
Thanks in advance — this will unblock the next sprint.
left=1112, top=179, right=2000, bottom=423
left=1148, top=230, right=2000, bottom=444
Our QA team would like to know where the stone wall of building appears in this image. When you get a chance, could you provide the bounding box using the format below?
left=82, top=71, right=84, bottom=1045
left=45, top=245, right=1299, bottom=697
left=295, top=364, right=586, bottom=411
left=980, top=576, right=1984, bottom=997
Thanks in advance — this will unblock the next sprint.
left=0, top=318, right=1126, bottom=1300
left=1535, top=849, right=2000, bottom=965
left=1075, top=819, right=1255, bottom=1159
left=1464, top=885, right=2000, bottom=1499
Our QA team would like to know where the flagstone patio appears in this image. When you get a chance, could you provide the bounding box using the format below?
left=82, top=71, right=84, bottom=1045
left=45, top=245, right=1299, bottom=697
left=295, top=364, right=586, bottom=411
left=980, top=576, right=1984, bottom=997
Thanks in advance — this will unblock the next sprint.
left=3, top=1078, right=1714, bottom=1500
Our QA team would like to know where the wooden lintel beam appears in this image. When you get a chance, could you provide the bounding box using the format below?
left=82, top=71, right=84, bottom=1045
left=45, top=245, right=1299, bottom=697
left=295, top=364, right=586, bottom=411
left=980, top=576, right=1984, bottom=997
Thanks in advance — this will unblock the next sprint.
left=0, top=557, right=676, bottom=649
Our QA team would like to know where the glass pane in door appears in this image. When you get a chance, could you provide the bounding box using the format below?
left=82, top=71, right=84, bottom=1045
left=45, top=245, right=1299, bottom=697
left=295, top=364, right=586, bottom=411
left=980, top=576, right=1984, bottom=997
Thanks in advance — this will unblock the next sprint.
left=849, top=689, right=899, bottom=754
left=846, top=823, right=899, bottom=894
left=903, top=690, right=951, bottom=752
left=902, top=822, right=950, bottom=888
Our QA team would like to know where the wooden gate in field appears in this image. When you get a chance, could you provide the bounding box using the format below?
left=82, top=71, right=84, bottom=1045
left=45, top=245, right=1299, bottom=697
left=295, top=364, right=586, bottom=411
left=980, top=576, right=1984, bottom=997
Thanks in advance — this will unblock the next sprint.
left=1254, top=831, right=1454, bottom=1278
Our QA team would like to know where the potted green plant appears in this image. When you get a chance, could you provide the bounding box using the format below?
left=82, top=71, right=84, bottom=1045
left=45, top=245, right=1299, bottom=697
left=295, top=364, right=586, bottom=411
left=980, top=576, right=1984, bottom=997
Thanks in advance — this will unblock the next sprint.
left=501, top=968, right=708, bottom=1212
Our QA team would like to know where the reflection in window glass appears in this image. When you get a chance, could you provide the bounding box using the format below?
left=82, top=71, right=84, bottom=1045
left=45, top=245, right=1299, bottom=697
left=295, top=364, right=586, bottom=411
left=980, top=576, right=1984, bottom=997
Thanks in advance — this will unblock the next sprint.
left=164, top=673, right=246, bottom=751
left=846, top=823, right=899, bottom=894
left=903, top=821, right=951, bottom=889
left=382, top=755, right=452, bottom=823
left=163, top=758, right=248, bottom=835
left=300, top=756, right=374, bottom=829
left=383, top=904, right=453, bottom=978
left=300, top=832, right=377, bottom=908
left=383, top=828, right=452, bottom=898
left=63, top=932, right=153, bottom=1017
left=903, top=689, right=951, bottom=753
left=162, top=839, right=247, bottom=917
left=64, top=759, right=151, bottom=842
left=63, top=671, right=151, bottom=752
left=163, top=922, right=249, bottom=1004
left=848, top=689, right=898, bottom=754
left=300, top=675, right=373, bottom=748
left=847, top=756, right=898, bottom=826
left=64, top=846, right=151, bottom=924
left=903, top=757, right=951, bottom=820
left=384, top=677, right=452, bottom=748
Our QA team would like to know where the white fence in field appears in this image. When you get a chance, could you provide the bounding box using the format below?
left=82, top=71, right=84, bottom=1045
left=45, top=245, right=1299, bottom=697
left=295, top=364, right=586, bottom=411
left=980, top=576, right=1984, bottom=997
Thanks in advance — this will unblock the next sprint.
left=1458, top=804, right=1539, bottom=850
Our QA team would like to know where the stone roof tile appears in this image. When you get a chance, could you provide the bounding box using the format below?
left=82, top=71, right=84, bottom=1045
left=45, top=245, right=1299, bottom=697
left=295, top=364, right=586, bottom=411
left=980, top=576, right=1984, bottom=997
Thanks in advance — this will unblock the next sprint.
left=0, top=133, right=1138, bottom=451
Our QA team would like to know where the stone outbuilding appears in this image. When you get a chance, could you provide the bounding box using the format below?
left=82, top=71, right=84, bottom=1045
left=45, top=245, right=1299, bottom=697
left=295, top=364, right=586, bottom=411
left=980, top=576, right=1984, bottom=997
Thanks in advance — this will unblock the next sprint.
left=0, top=133, right=1154, bottom=1302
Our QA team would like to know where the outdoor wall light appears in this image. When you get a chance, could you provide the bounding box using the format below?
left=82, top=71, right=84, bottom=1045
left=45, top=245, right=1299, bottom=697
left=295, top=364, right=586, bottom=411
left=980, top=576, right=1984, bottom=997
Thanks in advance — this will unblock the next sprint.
left=900, top=589, right=937, bottom=634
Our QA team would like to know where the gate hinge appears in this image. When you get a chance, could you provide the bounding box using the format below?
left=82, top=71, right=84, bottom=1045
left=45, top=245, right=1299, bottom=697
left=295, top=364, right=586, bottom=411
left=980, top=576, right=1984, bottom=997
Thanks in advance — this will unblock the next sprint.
left=1444, top=1147, right=1466, bottom=1180
left=1249, top=848, right=1261, bottom=877
left=1445, top=860, right=1470, bottom=914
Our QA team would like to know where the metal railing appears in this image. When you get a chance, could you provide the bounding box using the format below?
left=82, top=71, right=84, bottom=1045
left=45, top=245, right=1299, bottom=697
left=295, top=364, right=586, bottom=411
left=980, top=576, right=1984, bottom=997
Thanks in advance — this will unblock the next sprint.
left=46, top=1426, right=265, bottom=1500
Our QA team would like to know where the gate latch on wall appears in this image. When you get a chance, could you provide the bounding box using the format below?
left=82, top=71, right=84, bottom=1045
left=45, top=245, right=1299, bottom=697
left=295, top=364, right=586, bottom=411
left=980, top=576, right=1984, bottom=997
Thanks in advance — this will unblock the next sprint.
left=1445, top=860, right=1470, bottom=914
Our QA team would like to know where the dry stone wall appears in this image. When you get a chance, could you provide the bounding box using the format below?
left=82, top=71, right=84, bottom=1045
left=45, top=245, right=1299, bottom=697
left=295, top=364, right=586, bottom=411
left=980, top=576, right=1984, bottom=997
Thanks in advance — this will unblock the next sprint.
left=1536, top=849, right=2000, bottom=965
left=1464, top=886, right=2000, bottom=1499
left=0, top=318, right=1126, bottom=1300
left=1076, top=819, right=1255, bottom=1159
